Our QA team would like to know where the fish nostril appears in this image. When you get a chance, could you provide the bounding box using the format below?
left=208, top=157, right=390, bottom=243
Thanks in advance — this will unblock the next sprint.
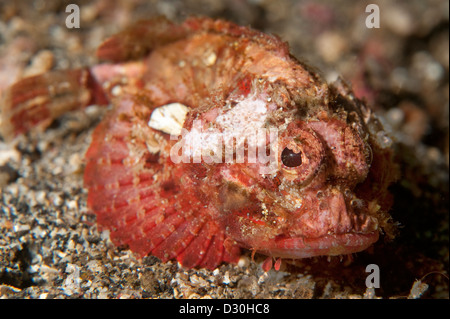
left=344, top=188, right=353, bottom=199
left=350, top=198, right=364, bottom=209
left=316, top=190, right=325, bottom=199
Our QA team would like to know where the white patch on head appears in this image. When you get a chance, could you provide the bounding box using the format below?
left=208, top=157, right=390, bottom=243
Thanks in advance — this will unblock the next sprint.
left=148, top=102, right=189, bottom=136
left=215, top=96, right=268, bottom=132
left=167, top=95, right=279, bottom=174
left=182, top=95, right=270, bottom=158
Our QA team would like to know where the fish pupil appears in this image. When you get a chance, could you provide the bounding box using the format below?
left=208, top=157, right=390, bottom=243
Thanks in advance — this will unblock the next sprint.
left=281, top=147, right=302, bottom=167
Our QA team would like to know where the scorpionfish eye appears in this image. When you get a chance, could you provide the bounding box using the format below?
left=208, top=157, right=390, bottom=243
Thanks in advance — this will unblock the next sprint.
left=281, top=147, right=303, bottom=167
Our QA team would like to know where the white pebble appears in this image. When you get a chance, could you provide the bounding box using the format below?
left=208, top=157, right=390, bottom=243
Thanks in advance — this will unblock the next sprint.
left=148, top=103, right=190, bottom=136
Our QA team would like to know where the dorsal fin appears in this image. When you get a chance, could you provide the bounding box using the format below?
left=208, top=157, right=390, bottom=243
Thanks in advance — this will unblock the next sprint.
left=96, top=17, right=189, bottom=62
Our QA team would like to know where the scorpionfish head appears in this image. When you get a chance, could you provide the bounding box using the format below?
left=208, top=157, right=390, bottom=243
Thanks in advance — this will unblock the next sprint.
left=216, top=96, right=384, bottom=259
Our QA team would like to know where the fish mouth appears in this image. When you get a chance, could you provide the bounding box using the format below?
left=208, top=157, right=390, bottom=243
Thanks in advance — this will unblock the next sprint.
left=260, top=188, right=381, bottom=259
left=258, top=231, right=379, bottom=259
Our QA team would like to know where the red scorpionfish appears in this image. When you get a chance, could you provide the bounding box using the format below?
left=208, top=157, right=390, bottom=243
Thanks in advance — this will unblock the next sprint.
left=0, top=17, right=397, bottom=270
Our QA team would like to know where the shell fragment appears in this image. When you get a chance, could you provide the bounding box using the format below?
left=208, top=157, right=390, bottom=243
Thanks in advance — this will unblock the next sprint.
left=148, top=103, right=189, bottom=136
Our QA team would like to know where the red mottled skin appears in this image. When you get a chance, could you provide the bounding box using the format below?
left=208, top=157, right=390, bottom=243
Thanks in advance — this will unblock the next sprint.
left=0, top=17, right=397, bottom=270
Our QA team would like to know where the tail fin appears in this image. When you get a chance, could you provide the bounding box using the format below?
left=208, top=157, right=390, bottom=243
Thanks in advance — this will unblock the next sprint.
left=0, top=68, right=108, bottom=140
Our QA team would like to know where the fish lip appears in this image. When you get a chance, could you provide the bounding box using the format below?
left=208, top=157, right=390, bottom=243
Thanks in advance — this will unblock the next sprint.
left=258, top=231, right=379, bottom=259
